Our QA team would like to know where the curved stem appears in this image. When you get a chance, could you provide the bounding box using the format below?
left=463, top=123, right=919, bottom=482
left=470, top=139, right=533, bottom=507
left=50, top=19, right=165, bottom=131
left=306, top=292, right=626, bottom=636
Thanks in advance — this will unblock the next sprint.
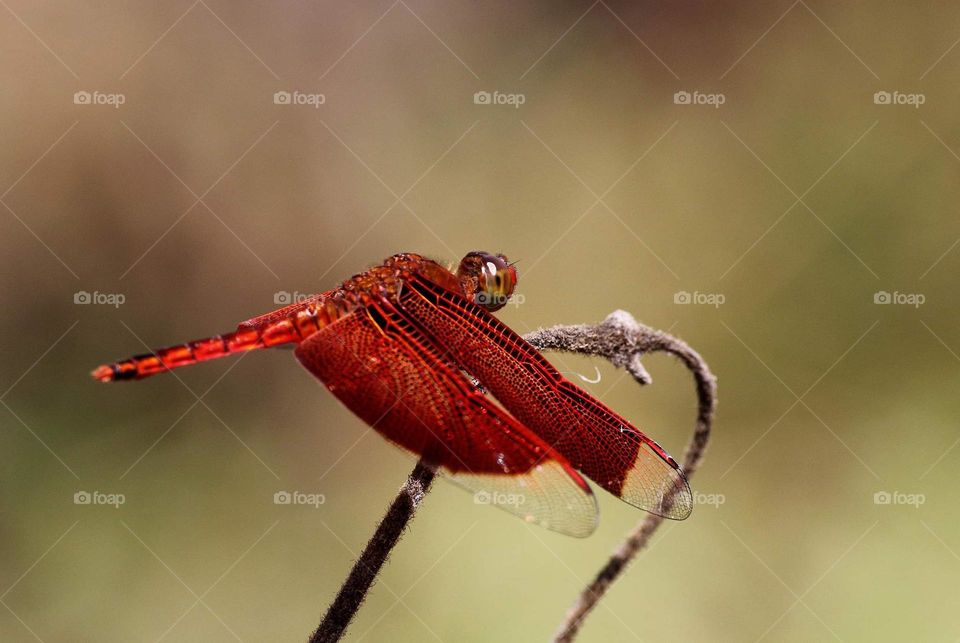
left=524, top=310, right=716, bottom=642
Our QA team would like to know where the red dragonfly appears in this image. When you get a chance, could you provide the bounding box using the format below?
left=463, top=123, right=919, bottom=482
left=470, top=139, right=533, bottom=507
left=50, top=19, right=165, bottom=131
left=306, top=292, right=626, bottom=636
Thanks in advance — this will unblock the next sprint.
left=93, top=252, right=692, bottom=536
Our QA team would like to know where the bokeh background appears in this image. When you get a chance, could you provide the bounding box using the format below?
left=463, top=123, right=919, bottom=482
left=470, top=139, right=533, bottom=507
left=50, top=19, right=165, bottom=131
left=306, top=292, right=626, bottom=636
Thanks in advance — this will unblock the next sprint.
left=2, top=2, right=959, bottom=641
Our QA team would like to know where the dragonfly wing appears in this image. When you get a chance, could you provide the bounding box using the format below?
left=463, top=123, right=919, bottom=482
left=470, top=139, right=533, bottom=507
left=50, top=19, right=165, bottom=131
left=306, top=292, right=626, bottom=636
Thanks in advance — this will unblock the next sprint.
left=399, top=275, right=693, bottom=520
left=294, top=302, right=599, bottom=537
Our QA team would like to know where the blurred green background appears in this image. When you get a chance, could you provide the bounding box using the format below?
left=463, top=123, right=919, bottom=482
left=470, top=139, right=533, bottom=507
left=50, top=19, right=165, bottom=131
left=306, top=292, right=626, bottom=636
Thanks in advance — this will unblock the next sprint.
left=2, top=2, right=959, bottom=641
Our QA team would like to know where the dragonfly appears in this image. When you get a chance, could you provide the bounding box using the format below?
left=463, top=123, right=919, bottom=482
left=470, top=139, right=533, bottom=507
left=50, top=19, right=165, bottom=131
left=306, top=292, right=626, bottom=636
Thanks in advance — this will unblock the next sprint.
left=93, top=252, right=692, bottom=536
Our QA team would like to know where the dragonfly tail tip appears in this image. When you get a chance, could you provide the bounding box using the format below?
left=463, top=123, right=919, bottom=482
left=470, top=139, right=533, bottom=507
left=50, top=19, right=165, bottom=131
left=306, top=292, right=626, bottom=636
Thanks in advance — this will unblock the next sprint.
left=91, top=365, right=115, bottom=382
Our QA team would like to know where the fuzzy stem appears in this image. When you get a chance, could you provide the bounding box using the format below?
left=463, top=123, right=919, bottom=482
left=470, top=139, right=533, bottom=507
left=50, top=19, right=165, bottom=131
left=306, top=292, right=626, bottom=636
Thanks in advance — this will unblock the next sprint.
left=524, top=311, right=716, bottom=643
left=309, top=459, right=436, bottom=643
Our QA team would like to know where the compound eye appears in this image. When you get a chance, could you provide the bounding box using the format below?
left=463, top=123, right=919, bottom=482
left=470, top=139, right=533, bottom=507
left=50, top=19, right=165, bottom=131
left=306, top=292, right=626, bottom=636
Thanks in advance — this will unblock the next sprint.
left=475, top=253, right=517, bottom=311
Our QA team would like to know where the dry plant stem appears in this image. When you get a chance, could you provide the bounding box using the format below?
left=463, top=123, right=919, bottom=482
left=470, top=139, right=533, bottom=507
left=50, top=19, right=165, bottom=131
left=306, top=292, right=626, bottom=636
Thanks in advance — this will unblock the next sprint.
left=310, top=459, right=436, bottom=643
left=524, top=311, right=716, bottom=643
left=309, top=310, right=713, bottom=643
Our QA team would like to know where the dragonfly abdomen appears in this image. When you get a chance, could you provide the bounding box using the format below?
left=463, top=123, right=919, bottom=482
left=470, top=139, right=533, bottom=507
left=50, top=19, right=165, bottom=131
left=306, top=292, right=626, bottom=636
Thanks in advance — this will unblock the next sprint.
left=91, top=322, right=301, bottom=382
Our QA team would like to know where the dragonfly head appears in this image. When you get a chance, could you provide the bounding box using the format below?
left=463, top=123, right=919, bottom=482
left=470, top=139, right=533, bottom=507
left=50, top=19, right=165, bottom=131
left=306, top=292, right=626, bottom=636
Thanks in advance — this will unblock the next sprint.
left=457, top=251, right=518, bottom=312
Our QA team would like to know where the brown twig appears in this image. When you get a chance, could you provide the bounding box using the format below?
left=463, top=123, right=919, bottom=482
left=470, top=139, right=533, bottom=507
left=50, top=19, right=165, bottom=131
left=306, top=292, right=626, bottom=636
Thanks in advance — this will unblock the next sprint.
left=309, top=310, right=714, bottom=642
left=309, top=459, right=436, bottom=643
left=523, top=310, right=716, bottom=643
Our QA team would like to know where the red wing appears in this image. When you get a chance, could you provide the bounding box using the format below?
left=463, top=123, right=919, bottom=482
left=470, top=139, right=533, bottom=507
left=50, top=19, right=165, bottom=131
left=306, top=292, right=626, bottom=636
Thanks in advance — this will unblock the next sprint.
left=398, top=275, right=693, bottom=520
left=293, top=301, right=598, bottom=537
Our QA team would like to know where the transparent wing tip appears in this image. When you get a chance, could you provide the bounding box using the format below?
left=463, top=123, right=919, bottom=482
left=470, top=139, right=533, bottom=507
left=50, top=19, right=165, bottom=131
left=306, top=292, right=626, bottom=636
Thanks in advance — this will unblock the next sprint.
left=621, top=453, right=695, bottom=521
left=655, top=474, right=694, bottom=521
